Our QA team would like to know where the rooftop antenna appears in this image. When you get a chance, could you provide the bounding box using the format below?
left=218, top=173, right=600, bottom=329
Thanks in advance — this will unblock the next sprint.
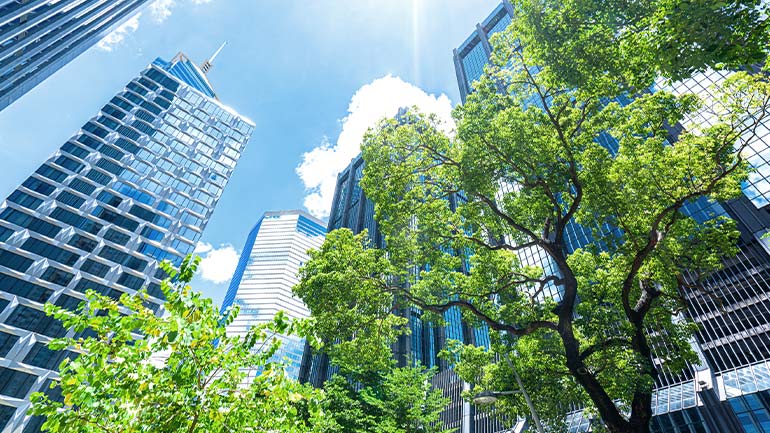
left=201, top=42, right=226, bottom=74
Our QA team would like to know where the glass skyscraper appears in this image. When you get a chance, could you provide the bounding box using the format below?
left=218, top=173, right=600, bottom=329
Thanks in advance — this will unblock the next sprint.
left=0, top=51, right=253, bottom=433
left=220, top=210, right=326, bottom=381
left=0, top=0, right=153, bottom=111
left=457, top=2, right=770, bottom=433
left=298, top=151, right=501, bottom=433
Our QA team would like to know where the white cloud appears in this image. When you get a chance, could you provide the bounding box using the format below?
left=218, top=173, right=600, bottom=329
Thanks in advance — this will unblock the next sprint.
left=296, top=75, right=454, bottom=219
left=97, top=14, right=141, bottom=52
left=149, top=0, right=214, bottom=23
left=149, top=0, right=176, bottom=23
left=195, top=242, right=239, bottom=285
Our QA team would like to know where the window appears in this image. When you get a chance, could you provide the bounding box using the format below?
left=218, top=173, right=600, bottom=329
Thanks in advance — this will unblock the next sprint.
left=83, top=122, right=108, bottom=138
left=99, top=145, right=124, bottom=161
left=171, top=239, right=193, bottom=254
left=181, top=213, right=203, bottom=227
left=0, top=367, right=37, bottom=398
left=96, top=159, right=124, bottom=176
left=114, top=138, right=139, bottom=154
left=0, top=331, right=18, bottom=357
left=53, top=156, right=84, bottom=174
left=55, top=191, right=85, bottom=208
left=68, top=234, right=97, bottom=252
left=36, top=164, right=67, bottom=182
left=103, top=229, right=130, bottom=246
left=21, top=238, right=80, bottom=267
left=110, top=96, right=133, bottom=112
left=50, top=208, right=102, bottom=235
left=5, top=305, right=66, bottom=338
left=0, top=209, right=61, bottom=238
left=0, top=250, right=33, bottom=272
left=0, top=274, right=52, bottom=303
left=85, top=169, right=112, bottom=185
left=117, top=273, right=144, bottom=291
left=99, top=246, right=147, bottom=271
left=23, top=343, right=75, bottom=370
left=69, top=178, right=96, bottom=195
left=147, top=282, right=165, bottom=300
left=0, top=405, right=17, bottom=429
left=22, top=177, right=55, bottom=196
left=91, top=207, right=138, bottom=231
left=7, top=190, right=43, bottom=210
left=129, top=205, right=170, bottom=228
left=76, top=134, right=101, bottom=149
left=97, top=191, right=122, bottom=207
left=41, top=267, right=75, bottom=287
left=141, top=226, right=164, bottom=241
left=102, top=104, right=126, bottom=120
left=79, top=259, right=110, bottom=278
left=61, top=142, right=90, bottom=159
left=73, top=278, right=124, bottom=301
left=112, top=182, right=152, bottom=205
left=54, top=294, right=82, bottom=310
left=0, top=226, right=12, bottom=243
left=157, top=201, right=177, bottom=215
left=139, top=242, right=177, bottom=263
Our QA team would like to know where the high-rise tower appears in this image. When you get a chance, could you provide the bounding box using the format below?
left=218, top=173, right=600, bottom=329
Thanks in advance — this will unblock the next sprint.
left=298, top=151, right=501, bottom=433
left=0, top=0, right=153, bottom=111
left=0, top=51, right=254, bottom=433
left=456, top=3, right=770, bottom=433
left=221, top=210, right=326, bottom=381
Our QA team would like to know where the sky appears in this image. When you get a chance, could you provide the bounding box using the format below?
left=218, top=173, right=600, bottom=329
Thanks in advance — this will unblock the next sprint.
left=0, top=0, right=500, bottom=305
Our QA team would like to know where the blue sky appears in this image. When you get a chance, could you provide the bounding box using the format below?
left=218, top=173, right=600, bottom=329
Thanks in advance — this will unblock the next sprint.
left=0, top=0, right=499, bottom=305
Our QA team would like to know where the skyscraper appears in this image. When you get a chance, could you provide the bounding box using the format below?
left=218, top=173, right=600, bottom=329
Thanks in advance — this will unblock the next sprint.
left=0, top=51, right=254, bottom=433
left=0, top=0, right=153, bottom=111
left=298, top=152, right=501, bottom=433
left=456, top=3, right=770, bottom=433
left=221, top=210, right=326, bottom=380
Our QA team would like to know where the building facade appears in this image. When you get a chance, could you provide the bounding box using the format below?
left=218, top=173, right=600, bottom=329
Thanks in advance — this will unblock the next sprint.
left=298, top=152, right=500, bottom=433
left=0, top=0, right=152, bottom=111
left=220, top=210, right=326, bottom=380
left=457, top=2, right=770, bottom=433
left=0, top=52, right=253, bottom=433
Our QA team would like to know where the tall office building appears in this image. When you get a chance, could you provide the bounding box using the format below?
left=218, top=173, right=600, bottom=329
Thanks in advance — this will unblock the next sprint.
left=220, top=210, right=326, bottom=380
left=0, top=51, right=253, bottom=432
left=298, top=152, right=501, bottom=433
left=457, top=3, right=770, bottom=433
left=0, top=0, right=153, bottom=111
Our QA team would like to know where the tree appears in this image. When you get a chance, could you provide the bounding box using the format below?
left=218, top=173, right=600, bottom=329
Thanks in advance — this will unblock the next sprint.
left=292, top=5, right=770, bottom=432
left=512, top=0, right=770, bottom=93
left=29, top=256, right=323, bottom=433
left=316, top=366, right=451, bottom=433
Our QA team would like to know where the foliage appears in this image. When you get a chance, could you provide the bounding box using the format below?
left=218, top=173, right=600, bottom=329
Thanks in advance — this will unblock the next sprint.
left=292, top=5, right=770, bottom=432
left=29, top=255, right=323, bottom=433
left=316, top=366, right=451, bottom=433
left=510, top=0, right=770, bottom=93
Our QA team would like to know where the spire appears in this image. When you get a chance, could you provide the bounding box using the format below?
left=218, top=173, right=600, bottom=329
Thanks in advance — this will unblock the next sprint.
left=200, top=42, right=227, bottom=74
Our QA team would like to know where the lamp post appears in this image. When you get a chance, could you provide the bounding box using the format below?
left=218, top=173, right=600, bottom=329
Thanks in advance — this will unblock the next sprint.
left=471, top=354, right=546, bottom=433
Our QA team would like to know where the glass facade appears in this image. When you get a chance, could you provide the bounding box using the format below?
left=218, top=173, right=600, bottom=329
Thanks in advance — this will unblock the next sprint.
left=221, top=211, right=326, bottom=381
left=0, top=0, right=152, bottom=111
left=0, top=52, right=253, bottom=432
left=453, top=2, right=513, bottom=102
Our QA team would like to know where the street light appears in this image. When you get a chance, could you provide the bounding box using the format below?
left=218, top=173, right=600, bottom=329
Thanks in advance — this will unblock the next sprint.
left=472, top=389, right=519, bottom=405
left=470, top=353, right=546, bottom=433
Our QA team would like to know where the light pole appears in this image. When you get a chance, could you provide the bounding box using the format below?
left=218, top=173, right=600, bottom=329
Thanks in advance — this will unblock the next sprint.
left=471, top=354, right=546, bottom=433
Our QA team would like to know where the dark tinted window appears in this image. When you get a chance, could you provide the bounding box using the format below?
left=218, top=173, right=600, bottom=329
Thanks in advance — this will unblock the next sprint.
left=0, top=367, right=37, bottom=398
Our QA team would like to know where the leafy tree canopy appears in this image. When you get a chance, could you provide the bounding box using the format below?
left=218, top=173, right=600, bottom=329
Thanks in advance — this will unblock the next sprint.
left=316, top=366, right=451, bottom=433
left=30, top=256, right=323, bottom=433
left=293, top=4, right=770, bottom=432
